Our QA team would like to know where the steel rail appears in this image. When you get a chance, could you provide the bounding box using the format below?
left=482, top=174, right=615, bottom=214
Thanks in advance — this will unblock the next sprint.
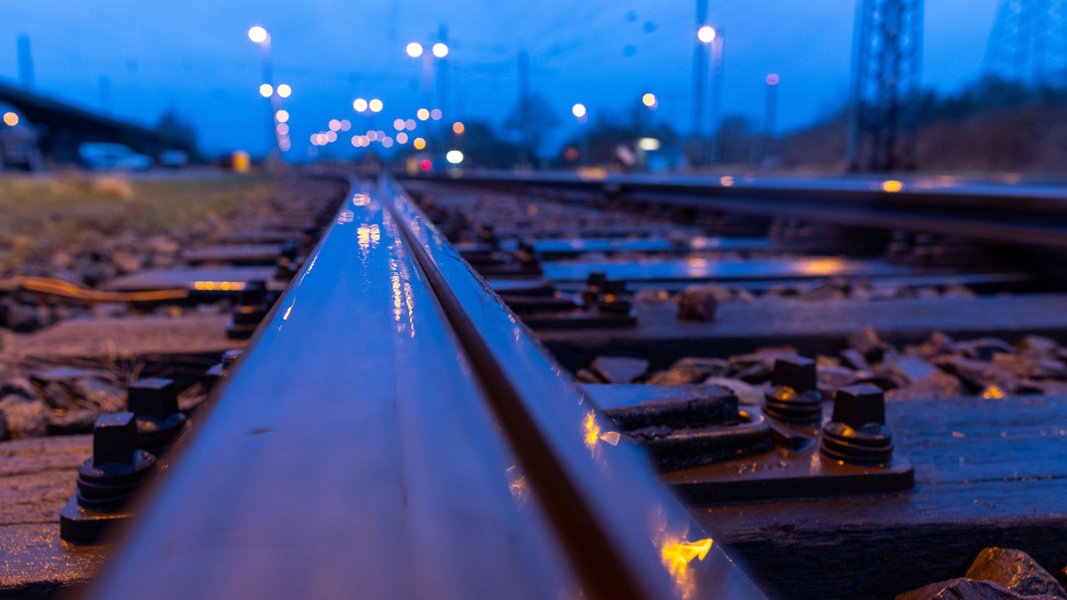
left=404, top=170, right=1067, bottom=252
left=81, top=176, right=764, bottom=599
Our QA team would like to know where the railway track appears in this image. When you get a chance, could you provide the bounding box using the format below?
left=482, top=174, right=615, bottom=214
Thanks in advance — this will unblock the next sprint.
left=8, top=170, right=1067, bottom=599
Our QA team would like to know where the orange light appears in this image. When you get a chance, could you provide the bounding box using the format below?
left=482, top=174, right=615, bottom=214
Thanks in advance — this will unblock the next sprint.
left=452, top=121, right=465, bottom=134
left=881, top=179, right=904, bottom=193
left=583, top=411, right=601, bottom=450
left=2, top=112, right=18, bottom=126
left=413, top=137, right=426, bottom=150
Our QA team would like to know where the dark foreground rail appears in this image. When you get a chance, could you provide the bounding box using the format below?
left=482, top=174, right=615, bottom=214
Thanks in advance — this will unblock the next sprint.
left=407, top=170, right=1067, bottom=253
left=81, top=176, right=764, bottom=599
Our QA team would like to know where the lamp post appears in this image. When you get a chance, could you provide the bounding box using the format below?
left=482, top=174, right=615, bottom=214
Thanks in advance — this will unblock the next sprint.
left=572, top=103, right=588, bottom=167
left=248, top=25, right=284, bottom=166
left=763, top=73, right=779, bottom=166
left=406, top=41, right=449, bottom=115
left=697, top=25, right=723, bottom=166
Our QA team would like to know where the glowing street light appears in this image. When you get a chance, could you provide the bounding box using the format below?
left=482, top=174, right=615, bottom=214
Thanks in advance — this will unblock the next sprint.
left=408, top=39, right=449, bottom=113
left=353, top=98, right=368, bottom=112
left=452, top=121, right=465, bottom=135
left=248, top=24, right=284, bottom=163
left=276, top=83, right=292, bottom=98
left=445, top=149, right=464, bottom=164
left=248, top=25, right=269, bottom=45
left=571, top=103, right=589, bottom=166
left=368, top=98, right=383, bottom=113
left=641, top=93, right=657, bottom=108
left=697, top=25, right=716, bottom=44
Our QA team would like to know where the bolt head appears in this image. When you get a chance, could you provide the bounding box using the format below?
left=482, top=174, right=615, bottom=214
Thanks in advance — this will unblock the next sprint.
left=771, top=356, right=817, bottom=392
left=127, top=378, right=179, bottom=420
left=92, top=413, right=139, bottom=466
left=831, top=383, right=886, bottom=428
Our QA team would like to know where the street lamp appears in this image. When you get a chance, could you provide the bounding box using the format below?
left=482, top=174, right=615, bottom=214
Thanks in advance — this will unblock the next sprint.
left=763, top=73, right=779, bottom=165
left=695, top=24, right=725, bottom=165
left=572, top=103, right=589, bottom=166
left=248, top=25, right=287, bottom=165
left=407, top=40, right=449, bottom=115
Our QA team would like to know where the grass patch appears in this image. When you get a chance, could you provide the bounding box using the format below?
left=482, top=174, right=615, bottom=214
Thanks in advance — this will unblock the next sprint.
left=0, top=171, right=279, bottom=267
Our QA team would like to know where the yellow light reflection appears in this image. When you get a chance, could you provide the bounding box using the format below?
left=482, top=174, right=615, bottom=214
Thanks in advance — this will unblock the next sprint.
left=357, top=223, right=381, bottom=252
left=3, top=112, right=19, bottom=126
left=413, top=137, right=427, bottom=150
left=659, top=536, right=715, bottom=598
left=982, top=385, right=1006, bottom=399
left=583, top=411, right=601, bottom=450
left=192, top=281, right=245, bottom=292
left=881, top=179, right=904, bottom=193
left=798, top=257, right=848, bottom=276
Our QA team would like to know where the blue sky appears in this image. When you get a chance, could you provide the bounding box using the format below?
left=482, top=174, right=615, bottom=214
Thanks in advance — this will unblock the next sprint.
left=1, top=1, right=1000, bottom=158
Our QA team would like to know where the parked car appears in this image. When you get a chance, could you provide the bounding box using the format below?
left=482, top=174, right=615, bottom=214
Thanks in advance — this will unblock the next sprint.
left=158, top=149, right=189, bottom=168
left=0, top=103, right=43, bottom=172
left=78, top=142, right=153, bottom=171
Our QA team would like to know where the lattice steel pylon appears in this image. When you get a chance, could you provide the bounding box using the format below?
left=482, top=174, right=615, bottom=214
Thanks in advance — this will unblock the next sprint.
left=986, top=0, right=1067, bottom=86
left=847, top=0, right=924, bottom=173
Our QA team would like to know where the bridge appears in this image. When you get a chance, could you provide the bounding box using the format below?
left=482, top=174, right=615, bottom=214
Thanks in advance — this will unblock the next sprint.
left=0, top=78, right=199, bottom=164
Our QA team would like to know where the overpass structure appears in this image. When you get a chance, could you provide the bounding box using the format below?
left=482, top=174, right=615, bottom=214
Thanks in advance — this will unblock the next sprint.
left=0, top=78, right=199, bottom=165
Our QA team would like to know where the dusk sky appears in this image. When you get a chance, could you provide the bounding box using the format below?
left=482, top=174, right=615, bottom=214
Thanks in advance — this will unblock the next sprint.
left=1, top=1, right=1001, bottom=158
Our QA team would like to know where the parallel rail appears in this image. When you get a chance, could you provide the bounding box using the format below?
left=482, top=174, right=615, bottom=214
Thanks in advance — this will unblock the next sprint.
left=82, top=176, right=764, bottom=599
left=406, top=170, right=1067, bottom=252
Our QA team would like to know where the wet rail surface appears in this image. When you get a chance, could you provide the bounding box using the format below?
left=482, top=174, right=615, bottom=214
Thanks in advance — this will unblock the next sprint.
left=80, top=177, right=765, bottom=599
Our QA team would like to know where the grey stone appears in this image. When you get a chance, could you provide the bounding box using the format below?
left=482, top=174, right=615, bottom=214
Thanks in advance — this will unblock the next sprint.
left=647, top=357, right=730, bottom=385
left=847, top=326, right=890, bottom=362
left=965, top=547, right=1067, bottom=599
left=887, top=370, right=967, bottom=401
left=896, top=578, right=1033, bottom=600
left=0, top=395, right=49, bottom=438
left=955, top=337, right=1016, bottom=361
left=676, top=285, right=720, bottom=322
left=590, top=356, right=650, bottom=384
left=937, top=356, right=1020, bottom=393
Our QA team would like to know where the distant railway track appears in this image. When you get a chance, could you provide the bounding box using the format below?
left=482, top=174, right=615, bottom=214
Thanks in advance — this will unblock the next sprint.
left=26, top=170, right=1067, bottom=599
left=406, top=170, right=1067, bottom=253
